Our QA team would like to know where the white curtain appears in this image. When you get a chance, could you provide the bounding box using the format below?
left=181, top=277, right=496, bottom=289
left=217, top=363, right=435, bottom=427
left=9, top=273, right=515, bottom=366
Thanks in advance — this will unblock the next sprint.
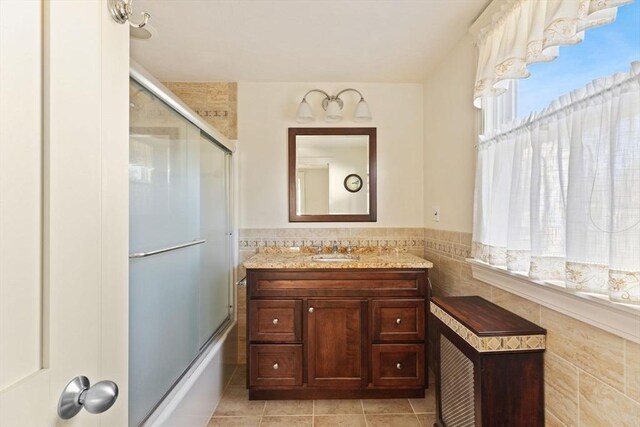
left=474, top=0, right=633, bottom=107
left=473, top=62, right=640, bottom=305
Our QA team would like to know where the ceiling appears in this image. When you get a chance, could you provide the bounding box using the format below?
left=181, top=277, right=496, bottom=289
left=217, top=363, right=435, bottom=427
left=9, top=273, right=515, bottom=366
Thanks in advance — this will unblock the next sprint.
left=130, top=0, right=490, bottom=83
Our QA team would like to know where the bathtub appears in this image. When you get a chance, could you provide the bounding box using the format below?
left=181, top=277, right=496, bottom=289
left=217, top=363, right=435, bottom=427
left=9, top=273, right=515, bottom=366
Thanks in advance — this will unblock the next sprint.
left=144, top=322, right=238, bottom=427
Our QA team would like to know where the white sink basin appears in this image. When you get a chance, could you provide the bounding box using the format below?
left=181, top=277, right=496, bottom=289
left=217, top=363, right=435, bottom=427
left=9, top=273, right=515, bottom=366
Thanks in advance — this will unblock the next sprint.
left=311, top=254, right=360, bottom=262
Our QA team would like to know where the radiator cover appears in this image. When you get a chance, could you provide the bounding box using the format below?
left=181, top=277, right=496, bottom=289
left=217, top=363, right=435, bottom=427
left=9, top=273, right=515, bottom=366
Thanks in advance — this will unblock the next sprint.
left=431, top=296, right=546, bottom=427
left=440, top=335, right=476, bottom=427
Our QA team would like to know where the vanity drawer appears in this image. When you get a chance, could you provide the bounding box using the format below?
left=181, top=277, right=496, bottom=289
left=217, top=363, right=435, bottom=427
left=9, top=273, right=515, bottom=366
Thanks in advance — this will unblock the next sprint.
left=250, top=270, right=426, bottom=298
left=249, top=344, right=303, bottom=387
left=372, top=344, right=425, bottom=387
left=249, top=299, right=302, bottom=342
left=372, top=299, right=425, bottom=342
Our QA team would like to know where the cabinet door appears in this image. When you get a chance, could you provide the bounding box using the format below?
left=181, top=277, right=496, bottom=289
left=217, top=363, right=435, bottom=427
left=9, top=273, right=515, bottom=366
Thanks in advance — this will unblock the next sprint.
left=306, top=299, right=368, bottom=388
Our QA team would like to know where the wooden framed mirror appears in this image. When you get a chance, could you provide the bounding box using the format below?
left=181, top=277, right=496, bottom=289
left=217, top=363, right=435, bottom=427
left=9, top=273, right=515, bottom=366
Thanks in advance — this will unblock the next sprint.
left=289, top=127, right=377, bottom=222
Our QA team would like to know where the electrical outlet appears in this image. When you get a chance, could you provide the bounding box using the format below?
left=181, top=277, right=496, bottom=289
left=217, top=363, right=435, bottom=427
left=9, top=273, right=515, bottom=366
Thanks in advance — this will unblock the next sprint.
left=432, top=207, right=440, bottom=222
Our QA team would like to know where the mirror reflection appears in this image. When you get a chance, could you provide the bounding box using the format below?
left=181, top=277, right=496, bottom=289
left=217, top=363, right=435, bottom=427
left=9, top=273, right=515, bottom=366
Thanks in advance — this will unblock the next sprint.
left=288, top=127, right=376, bottom=223
left=295, top=135, right=369, bottom=215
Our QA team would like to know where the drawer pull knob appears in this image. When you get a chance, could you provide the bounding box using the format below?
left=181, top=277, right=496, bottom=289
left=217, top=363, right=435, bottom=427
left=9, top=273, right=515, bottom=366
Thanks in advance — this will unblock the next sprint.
left=272, top=318, right=279, bottom=325
left=396, top=363, right=402, bottom=370
left=396, top=317, right=402, bottom=325
left=308, top=307, right=314, bottom=313
left=273, top=362, right=279, bottom=370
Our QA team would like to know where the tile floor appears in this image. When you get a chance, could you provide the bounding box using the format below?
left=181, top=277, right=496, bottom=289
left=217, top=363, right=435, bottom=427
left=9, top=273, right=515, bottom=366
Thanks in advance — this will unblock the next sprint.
left=209, top=366, right=436, bottom=427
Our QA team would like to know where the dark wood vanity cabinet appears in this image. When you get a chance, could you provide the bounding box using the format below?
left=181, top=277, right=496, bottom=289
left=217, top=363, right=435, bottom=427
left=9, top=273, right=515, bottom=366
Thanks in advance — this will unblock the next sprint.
left=246, top=269, right=430, bottom=400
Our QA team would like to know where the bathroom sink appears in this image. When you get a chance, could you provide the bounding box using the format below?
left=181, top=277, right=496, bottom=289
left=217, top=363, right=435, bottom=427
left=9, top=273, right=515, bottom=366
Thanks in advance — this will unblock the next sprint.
left=311, top=254, right=360, bottom=262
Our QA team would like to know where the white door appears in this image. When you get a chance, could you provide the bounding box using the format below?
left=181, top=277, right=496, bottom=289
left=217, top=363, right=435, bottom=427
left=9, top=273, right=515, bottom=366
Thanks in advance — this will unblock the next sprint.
left=0, top=1, right=129, bottom=426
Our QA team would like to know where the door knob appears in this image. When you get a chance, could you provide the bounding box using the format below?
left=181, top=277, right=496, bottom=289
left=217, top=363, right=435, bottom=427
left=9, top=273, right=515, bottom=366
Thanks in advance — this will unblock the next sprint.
left=308, top=307, right=314, bottom=313
left=58, top=376, right=119, bottom=419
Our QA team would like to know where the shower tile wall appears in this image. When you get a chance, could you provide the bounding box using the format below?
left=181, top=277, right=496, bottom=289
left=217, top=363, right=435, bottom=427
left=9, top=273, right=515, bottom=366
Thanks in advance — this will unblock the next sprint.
left=163, top=82, right=238, bottom=140
left=424, top=227, right=640, bottom=427
left=235, top=227, right=425, bottom=363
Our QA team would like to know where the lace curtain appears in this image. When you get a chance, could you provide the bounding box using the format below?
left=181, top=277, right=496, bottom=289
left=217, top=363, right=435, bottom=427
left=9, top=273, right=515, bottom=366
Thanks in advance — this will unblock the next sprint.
left=473, top=62, right=640, bottom=304
left=474, top=0, right=633, bottom=107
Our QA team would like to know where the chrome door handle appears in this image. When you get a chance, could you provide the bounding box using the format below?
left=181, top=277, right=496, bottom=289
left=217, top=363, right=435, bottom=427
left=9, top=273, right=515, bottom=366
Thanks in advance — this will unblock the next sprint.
left=58, top=376, right=119, bottom=419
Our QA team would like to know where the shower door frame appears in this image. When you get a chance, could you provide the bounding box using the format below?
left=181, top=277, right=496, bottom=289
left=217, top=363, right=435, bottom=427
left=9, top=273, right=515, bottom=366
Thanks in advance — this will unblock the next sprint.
left=129, top=61, right=237, bottom=426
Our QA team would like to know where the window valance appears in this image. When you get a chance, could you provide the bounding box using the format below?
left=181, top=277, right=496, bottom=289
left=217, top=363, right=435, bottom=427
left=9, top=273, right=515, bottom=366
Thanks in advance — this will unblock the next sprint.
left=473, top=0, right=633, bottom=108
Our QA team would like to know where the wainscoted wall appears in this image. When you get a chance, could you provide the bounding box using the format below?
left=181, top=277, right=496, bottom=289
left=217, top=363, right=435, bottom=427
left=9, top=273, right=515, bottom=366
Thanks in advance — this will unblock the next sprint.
left=162, top=81, right=238, bottom=140
left=235, top=227, right=425, bottom=364
left=424, top=227, right=640, bottom=427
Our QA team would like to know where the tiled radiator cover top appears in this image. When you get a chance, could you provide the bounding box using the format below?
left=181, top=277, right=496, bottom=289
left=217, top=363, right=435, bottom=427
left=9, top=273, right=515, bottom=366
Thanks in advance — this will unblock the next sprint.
left=430, top=302, right=546, bottom=352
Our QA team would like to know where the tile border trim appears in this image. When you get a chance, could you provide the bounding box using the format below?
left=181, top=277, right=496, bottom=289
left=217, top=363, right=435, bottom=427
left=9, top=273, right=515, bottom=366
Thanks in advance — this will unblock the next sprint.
left=239, top=238, right=424, bottom=249
left=430, top=302, right=546, bottom=352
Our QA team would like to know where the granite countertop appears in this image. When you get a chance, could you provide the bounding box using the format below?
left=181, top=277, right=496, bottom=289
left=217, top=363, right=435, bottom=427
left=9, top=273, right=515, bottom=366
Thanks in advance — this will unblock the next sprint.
left=243, top=247, right=434, bottom=269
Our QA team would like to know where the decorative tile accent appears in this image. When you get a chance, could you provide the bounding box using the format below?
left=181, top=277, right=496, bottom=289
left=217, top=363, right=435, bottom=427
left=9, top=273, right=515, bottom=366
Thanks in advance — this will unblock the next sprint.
left=239, top=237, right=425, bottom=250
left=163, top=81, right=237, bottom=140
left=430, top=302, right=545, bottom=353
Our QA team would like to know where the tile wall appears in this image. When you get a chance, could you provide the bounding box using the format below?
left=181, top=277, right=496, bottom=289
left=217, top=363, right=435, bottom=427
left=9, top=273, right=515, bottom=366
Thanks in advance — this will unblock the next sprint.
left=423, top=227, right=640, bottom=427
left=162, top=81, right=238, bottom=140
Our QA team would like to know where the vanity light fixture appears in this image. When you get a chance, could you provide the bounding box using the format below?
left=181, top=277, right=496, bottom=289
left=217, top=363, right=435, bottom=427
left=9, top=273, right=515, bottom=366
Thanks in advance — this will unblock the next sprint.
left=295, top=88, right=372, bottom=123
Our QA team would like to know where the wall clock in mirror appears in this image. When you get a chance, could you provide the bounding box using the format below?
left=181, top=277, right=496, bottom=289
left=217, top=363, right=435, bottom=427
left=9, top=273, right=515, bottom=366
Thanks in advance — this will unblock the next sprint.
left=344, top=174, right=363, bottom=193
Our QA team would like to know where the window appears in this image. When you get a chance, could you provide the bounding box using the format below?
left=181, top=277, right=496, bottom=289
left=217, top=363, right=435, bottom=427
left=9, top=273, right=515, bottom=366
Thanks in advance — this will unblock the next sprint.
left=517, top=1, right=640, bottom=118
left=473, top=1, right=640, bottom=307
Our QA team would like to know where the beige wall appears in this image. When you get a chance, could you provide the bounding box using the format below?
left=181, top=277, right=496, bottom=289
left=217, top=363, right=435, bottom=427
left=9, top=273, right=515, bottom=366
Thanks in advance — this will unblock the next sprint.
left=238, top=82, right=424, bottom=229
left=423, top=35, right=477, bottom=233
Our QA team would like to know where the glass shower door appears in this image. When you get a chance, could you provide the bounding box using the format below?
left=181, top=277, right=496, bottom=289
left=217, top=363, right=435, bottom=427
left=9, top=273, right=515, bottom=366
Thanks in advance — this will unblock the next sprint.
left=198, top=134, right=231, bottom=346
left=128, top=80, right=231, bottom=426
left=129, top=80, right=201, bottom=426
